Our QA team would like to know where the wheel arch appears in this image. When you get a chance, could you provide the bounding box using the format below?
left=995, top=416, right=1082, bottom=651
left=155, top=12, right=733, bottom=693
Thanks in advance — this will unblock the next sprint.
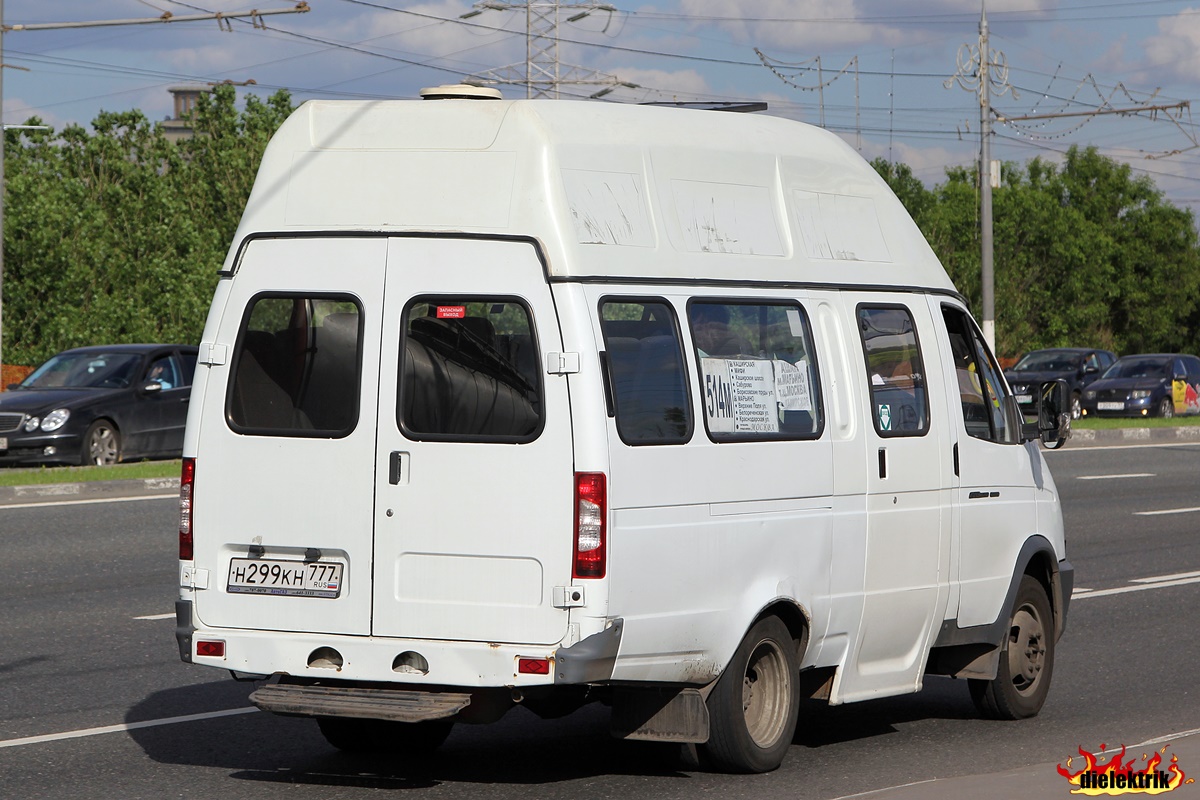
left=928, top=535, right=1071, bottom=679
left=753, top=598, right=811, bottom=664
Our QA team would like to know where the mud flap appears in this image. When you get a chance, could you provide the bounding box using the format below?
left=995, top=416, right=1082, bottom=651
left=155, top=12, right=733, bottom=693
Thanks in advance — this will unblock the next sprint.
left=610, top=687, right=710, bottom=743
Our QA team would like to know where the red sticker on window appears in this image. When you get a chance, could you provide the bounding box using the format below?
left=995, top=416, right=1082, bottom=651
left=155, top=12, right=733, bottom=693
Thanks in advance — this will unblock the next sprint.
left=436, top=306, right=466, bottom=319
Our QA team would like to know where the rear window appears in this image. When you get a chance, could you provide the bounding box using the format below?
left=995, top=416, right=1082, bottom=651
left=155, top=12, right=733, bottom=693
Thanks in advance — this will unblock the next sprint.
left=227, top=294, right=363, bottom=436
left=398, top=298, right=543, bottom=441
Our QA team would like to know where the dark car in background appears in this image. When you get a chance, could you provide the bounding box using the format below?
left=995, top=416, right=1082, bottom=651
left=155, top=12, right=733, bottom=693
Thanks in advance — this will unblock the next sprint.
left=0, top=344, right=197, bottom=466
left=1080, top=353, right=1200, bottom=419
left=1004, top=347, right=1117, bottom=419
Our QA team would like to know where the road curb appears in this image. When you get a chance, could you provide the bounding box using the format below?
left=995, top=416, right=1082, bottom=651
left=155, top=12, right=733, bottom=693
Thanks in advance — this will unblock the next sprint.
left=1066, top=425, right=1200, bottom=447
left=0, top=476, right=179, bottom=506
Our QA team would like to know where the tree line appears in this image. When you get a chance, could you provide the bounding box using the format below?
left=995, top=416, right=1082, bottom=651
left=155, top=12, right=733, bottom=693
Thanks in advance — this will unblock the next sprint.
left=872, top=149, right=1200, bottom=359
left=2, top=86, right=1198, bottom=367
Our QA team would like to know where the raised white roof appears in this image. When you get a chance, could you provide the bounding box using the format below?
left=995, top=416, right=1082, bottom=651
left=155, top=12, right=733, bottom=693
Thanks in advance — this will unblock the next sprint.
left=229, top=96, right=956, bottom=292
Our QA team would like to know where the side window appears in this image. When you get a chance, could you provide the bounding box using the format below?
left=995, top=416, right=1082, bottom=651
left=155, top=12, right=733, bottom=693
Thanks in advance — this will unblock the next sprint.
left=1186, top=357, right=1200, bottom=375
left=228, top=294, right=363, bottom=437
left=687, top=301, right=822, bottom=440
left=179, top=352, right=198, bottom=386
left=599, top=299, right=691, bottom=445
left=399, top=298, right=542, bottom=441
left=1173, top=358, right=1187, bottom=378
left=941, top=304, right=1019, bottom=444
left=145, top=355, right=181, bottom=390
left=857, top=305, right=928, bottom=437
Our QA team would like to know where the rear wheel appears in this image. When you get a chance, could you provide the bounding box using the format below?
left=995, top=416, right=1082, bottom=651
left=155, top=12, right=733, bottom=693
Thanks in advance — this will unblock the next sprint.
left=702, top=616, right=799, bottom=773
left=969, top=575, right=1055, bottom=719
left=1158, top=397, right=1175, bottom=418
left=81, top=420, right=121, bottom=466
left=316, top=716, right=454, bottom=755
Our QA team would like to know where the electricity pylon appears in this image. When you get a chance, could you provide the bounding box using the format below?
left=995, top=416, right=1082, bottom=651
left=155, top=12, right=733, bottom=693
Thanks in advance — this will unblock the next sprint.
left=462, top=1, right=634, bottom=99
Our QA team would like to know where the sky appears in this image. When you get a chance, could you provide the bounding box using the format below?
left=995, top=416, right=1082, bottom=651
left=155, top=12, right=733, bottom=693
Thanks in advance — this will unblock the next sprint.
left=2, top=0, right=1199, bottom=213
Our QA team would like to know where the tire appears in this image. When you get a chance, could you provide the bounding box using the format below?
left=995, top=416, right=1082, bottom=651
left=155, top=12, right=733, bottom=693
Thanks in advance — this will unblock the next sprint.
left=969, top=575, right=1055, bottom=720
left=81, top=420, right=121, bottom=466
left=1070, top=392, right=1082, bottom=420
left=316, top=716, right=454, bottom=755
left=1158, top=397, right=1175, bottom=419
left=702, top=616, right=800, bottom=773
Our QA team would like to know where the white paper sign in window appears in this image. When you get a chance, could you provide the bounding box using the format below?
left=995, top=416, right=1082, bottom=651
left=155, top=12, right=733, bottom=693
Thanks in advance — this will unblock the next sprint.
left=702, top=358, right=781, bottom=434
left=773, top=359, right=812, bottom=412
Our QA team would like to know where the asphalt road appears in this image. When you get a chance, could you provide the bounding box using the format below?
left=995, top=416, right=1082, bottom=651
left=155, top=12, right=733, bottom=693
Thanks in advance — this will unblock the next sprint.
left=2, top=443, right=1199, bottom=799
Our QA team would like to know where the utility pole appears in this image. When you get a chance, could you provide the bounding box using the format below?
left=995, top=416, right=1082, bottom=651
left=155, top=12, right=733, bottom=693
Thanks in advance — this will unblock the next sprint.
left=946, top=1, right=1013, bottom=352
left=0, top=4, right=309, bottom=382
left=462, top=1, right=633, bottom=99
left=979, top=5, right=994, bottom=352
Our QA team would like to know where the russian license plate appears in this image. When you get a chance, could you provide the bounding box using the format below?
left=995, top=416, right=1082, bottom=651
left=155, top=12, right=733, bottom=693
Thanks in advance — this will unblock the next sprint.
left=227, top=558, right=343, bottom=598
left=1016, top=394, right=1033, bottom=404
left=1097, top=401, right=1125, bottom=411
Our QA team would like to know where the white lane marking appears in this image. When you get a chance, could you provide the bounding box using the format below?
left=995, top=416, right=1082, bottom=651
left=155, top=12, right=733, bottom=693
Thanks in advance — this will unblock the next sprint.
left=829, top=779, right=938, bottom=800
left=1073, top=575, right=1200, bottom=599
left=1048, top=441, right=1200, bottom=453
left=1136, top=727, right=1200, bottom=747
left=1132, top=570, right=1200, bottom=583
left=1077, top=473, right=1155, bottom=480
left=133, top=613, right=175, bottom=620
left=1134, top=506, right=1200, bottom=516
left=0, top=494, right=176, bottom=511
left=0, top=707, right=259, bottom=750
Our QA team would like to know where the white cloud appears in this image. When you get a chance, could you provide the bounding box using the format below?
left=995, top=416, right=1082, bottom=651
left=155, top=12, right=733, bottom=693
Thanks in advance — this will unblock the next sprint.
left=1141, top=9, right=1200, bottom=86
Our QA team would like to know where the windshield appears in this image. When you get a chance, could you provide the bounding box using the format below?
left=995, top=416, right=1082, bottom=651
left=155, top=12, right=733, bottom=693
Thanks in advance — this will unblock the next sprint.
left=1012, top=351, right=1080, bottom=372
left=19, top=353, right=142, bottom=389
left=1102, top=357, right=1170, bottom=380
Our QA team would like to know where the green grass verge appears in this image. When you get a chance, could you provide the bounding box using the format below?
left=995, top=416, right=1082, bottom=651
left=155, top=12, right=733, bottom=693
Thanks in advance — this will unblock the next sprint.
left=0, top=460, right=182, bottom=487
left=1073, top=416, right=1200, bottom=430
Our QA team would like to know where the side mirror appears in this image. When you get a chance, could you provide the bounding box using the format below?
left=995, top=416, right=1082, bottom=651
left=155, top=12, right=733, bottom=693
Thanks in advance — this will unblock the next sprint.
left=141, top=381, right=164, bottom=394
left=1037, top=378, right=1071, bottom=449
left=1082, top=364, right=1098, bottom=375
left=4, top=383, right=18, bottom=391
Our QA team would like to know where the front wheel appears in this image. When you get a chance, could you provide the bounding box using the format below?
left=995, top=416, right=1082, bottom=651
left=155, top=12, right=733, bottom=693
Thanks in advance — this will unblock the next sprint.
left=316, top=716, right=454, bottom=755
left=969, top=575, right=1055, bottom=719
left=1070, top=392, right=1082, bottom=420
left=702, top=616, right=800, bottom=773
left=1158, top=397, right=1175, bottom=418
left=81, top=420, right=121, bottom=466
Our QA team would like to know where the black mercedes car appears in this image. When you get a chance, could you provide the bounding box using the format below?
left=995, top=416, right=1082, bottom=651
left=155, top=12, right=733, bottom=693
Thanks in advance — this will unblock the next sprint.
left=1004, top=347, right=1117, bottom=419
left=0, top=344, right=198, bottom=466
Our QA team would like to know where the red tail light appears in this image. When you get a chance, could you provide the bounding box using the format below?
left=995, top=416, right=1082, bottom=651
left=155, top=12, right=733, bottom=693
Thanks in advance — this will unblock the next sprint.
left=573, top=472, right=606, bottom=579
left=179, top=457, right=195, bottom=561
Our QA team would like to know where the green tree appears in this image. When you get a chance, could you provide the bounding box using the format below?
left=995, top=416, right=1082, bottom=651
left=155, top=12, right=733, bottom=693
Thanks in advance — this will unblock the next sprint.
left=2, top=85, right=293, bottom=366
left=875, top=147, right=1200, bottom=358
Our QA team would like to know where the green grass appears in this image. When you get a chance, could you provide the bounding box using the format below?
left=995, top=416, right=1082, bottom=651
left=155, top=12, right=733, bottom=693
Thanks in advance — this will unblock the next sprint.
left=1073, top=416, right=1200, bottom=430
left=0, top=460, right=182, bottom=487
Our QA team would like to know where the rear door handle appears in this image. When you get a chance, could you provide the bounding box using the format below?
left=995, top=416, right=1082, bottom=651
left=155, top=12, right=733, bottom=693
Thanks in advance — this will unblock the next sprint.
left=389, top=451, right=409, bottom=485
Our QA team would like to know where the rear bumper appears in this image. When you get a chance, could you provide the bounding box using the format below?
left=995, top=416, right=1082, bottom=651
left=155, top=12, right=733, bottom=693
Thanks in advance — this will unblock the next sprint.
left=177, top=599, right=622, bottom=688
